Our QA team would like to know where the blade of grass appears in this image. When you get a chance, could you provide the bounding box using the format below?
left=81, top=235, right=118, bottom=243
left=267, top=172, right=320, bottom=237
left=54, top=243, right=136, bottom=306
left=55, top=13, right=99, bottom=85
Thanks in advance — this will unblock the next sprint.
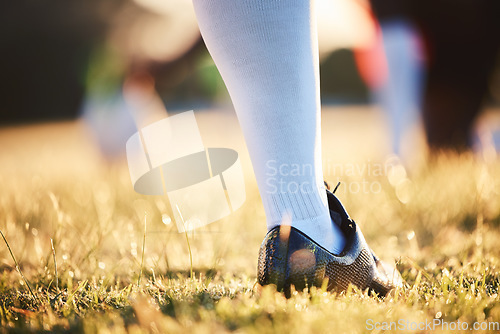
left=137, top=213, right=147, bottom=287
left=65, top=280, right=88, bottom=308
left=175, top=205, right=193, bottom=278
left=50, top=238, right=59, bottom=291
left=0, top=229, right=39, bottom=303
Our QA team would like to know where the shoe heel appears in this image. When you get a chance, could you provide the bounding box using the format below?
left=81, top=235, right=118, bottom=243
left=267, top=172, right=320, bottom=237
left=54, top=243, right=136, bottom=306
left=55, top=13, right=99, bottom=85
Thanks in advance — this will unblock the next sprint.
left=258, top=226, right=323, bottom=297
left=257, top=226, right=290, bottom=293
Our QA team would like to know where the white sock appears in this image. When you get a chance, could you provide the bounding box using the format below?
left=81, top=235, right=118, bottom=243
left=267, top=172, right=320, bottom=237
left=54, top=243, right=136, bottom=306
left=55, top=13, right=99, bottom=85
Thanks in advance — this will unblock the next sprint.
left=193, top=0, right=345, bottom=254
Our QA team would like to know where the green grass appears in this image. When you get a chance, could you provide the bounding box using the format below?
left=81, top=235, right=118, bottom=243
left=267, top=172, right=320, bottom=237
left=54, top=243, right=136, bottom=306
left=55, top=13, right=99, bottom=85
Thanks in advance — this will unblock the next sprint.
left=1, top=126, right=500, bottom=333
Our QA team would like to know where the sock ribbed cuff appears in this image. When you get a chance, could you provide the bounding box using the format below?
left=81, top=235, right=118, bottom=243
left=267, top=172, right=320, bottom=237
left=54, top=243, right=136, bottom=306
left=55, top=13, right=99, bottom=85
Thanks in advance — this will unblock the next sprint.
left=263, top=185, right=328, bottom=229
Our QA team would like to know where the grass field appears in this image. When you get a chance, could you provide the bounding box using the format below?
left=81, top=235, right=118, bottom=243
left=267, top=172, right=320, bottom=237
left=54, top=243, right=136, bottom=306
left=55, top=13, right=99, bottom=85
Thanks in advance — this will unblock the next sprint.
left=1, top=108, right=500, bottom=333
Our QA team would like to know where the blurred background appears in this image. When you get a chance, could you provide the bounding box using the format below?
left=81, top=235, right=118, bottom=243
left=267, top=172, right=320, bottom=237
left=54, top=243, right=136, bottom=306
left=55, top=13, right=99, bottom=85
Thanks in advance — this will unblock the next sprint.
left=0, top=0, right=376, bottom=120
left=1, top=0, right=499, bottom=159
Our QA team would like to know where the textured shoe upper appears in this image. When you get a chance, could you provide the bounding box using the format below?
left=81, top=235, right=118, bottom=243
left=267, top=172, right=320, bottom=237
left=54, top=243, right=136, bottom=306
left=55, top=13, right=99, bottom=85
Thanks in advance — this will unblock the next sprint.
left=257, top=189, right=399, bottom=297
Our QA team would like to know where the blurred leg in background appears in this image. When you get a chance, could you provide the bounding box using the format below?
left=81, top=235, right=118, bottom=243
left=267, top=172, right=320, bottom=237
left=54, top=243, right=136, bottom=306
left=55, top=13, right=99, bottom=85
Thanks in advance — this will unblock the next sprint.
left=375, top=20, right=424, bottom=162
left=367, top=0, right=425, bottom=167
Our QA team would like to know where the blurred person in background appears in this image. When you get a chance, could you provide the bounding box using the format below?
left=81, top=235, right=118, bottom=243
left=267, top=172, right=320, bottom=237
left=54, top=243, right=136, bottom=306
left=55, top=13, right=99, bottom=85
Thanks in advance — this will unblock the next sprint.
left=366, top=0, right=500, bottom=160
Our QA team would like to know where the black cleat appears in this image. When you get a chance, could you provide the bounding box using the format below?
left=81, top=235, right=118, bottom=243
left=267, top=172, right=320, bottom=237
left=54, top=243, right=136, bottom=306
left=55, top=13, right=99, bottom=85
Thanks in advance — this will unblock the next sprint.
left=257, top=189, right=402, bottom=297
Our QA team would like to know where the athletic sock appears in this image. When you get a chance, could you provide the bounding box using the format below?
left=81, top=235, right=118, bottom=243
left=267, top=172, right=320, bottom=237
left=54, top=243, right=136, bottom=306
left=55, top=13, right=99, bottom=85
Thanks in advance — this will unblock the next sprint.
left=193, top=0, right=345, bottom=254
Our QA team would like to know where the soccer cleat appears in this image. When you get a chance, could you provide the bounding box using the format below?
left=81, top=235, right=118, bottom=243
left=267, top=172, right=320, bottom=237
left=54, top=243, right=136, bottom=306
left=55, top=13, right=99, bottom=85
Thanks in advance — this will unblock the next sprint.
left=257, top=189, right=402, bottom=297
